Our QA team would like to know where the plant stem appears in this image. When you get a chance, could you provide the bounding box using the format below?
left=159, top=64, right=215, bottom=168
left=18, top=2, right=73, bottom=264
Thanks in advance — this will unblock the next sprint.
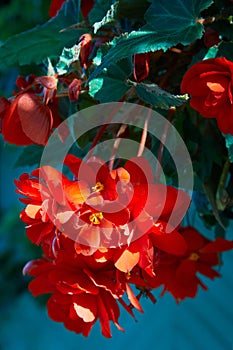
left=137, top=107, right=152, bottom=157
left=88, top=90, right=133, bottom=159
left=155, top=107, right=176, bottom=183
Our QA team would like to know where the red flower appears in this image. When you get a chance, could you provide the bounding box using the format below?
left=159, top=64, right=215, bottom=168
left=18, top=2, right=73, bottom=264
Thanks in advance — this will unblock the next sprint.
left=147, top=226, right=233, bottom=302
left=64, top=154, right=122, bottom=201
left=15, top=171, right=57, bottom=247
left=16, top=155, right=190, bottom=253
left=17, top=155, right=233, bottom=336
left=15, top=159, right=131, bottom=251
left=1, top=75, right=60, bottom=146
left=2, top=93, right=53, bottom=145
left=71, top=198, right=130, bottom=255
left=181, top=57, right=233, bottom=134
left=123, top=157, right=190, bottom=229
left=113, top=221, right=187, bottom=278
left=24, top=234, right=144, bottom=338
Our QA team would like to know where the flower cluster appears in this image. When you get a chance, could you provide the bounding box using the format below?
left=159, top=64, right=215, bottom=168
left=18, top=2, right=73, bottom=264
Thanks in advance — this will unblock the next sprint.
left=16, top=155, right=233, bottom=337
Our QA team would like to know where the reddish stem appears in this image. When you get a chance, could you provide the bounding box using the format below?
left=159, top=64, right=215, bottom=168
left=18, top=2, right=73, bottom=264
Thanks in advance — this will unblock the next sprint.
left=88, top=90, right=133, bottom=158
left=137, top=107, right=152, bottom=157
left=155, top=107, right=176, bottom=183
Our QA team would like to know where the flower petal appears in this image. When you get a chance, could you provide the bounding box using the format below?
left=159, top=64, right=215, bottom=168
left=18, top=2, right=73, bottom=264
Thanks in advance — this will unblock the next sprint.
left=200, top=238, right=233, bottom=253
left=18, top=93, right=53, bottom=145
left=114, top=249, right=140, bottom=273
left=149, top=222, right=187, bottom=256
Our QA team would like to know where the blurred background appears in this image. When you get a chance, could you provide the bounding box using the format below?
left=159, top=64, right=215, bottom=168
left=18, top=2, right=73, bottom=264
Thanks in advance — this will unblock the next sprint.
left=0, top=1, right=233, bottom=349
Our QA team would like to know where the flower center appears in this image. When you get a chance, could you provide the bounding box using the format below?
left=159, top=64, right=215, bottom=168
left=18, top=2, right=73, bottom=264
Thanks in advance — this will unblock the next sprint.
left=126, top=272, right=131, bottom=280
left=189, top=252, right=199, bottom=261
left=89, top=212, right=103, bottom=225
left=92, top=182, right=104, bottom=192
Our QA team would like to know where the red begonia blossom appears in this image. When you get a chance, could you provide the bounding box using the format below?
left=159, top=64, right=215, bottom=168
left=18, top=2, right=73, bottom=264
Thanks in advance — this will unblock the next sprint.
left=1, top=75, right=60, bottom=146
left=24, top=233, right=145, bottom=337
left=146, top=226, right=233, bottom=302
left=181, top=57, right=233, bottom=134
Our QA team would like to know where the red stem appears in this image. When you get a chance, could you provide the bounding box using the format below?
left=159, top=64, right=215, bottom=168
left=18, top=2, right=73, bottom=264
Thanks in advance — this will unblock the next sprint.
left=137, top=107, right=152, bottom=157
left=88, top=90, right=133, bottom=159
left=155, top=107, right=176, bottom=183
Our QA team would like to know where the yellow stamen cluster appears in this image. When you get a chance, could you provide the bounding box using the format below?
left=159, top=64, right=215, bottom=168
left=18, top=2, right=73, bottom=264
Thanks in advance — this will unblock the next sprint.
left=89, top=212, right=104, bottom=225
left=189, top=252, right=199, bottom=261
left=126, top=272, right=131, bottom=280
left=92, top=182, right=104, bottom=192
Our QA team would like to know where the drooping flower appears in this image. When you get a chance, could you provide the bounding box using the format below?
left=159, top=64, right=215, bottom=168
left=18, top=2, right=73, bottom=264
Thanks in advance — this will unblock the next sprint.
left=1, top=75, right=60, bottom=146
left=146, top=226, right=233, bottom=302
left=15, top=155, right=190, bottom=254
left=113, top=221, right=188, bottom=278
left=181, top=57, right=233, bottom=134
left=24, top=233, right=145, bottom=338
left=16, top=154, right=233, bottom=336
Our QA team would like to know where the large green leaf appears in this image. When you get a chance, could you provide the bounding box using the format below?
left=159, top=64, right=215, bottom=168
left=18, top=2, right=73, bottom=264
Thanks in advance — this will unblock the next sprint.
left=135, top=82, right=187, bottom=109
left=89, top=0, right=213, bottom=79
left=93, top=2, right=119, bottom=33
left=55, top=44, right=80, bottom=75
left=89, top=0, right=113, bottom=25
left=144, top=0, right=213, bottom=34
left=89, top=30, right=180, bottom=80
left=0, top=0, right=86, bottom=69
left=89, top=58, right=132, bottom=102
left=92, top=0, right=150, bottom=33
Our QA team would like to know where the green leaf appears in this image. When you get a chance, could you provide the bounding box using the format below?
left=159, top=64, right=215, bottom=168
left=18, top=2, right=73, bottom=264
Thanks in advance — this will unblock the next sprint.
left=0, top=0, right=86, bottom=68
left=224, top=134, right=233, bottom=162
left=134, top=82, right=188, bottom=109
left=203, top=46, right=219, bottom=60
left=89, top=0, right=213, bottom=81
left=55, top=44, right=80, bottom=75
left=89, top=30, right=181, bottom=80
left=190, top=46, right=218, bottom=66
left=93, top=2, right=119, bottom=33
left=89, top=58, right=132, bottom=102
left=144, top=0, right=213, bottom=35
left=14, top=145, right=44, bottom=168
left=89, top=0, right=113, bottom=25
